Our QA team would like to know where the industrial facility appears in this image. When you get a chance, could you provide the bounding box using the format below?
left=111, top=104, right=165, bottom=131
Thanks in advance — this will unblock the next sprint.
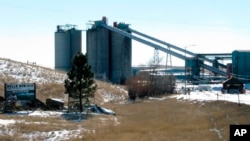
left=87, top=17, right=132, bottom=84
left=54, top=17, right=250, bottom=84
left=55, top=24, right=82, bottom=71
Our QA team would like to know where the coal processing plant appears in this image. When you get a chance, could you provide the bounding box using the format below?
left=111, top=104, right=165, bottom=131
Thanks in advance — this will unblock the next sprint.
left=55, top=17, right=250, bottom=84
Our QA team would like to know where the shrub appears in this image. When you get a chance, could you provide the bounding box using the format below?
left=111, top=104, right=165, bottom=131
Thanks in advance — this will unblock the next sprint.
left=126, top=72, right=176, bottom=99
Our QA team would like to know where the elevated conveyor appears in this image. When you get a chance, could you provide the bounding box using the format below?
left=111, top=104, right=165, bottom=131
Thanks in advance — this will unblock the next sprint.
left=100, top=23, right=226, bottom=76
left=200, top=64, right=226, bottom=76
left=129, top=28, right=227, bottom=69
left=101, top=24, right=186, bottom=60
left=129, top=28, right=196, bottom=57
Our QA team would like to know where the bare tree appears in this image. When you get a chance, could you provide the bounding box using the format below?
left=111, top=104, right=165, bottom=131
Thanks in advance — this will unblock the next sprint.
left=126, top=71, right=176, bottom=100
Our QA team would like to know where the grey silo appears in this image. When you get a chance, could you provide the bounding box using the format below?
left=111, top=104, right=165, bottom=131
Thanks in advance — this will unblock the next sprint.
left=87, top=27, right=110, bottom=80
left=55, top=28, right=71, bottom=71
left=86, top=19, right=132, bottom=84
left=110, top=28, right=132, bottom=84
left=70, top=29, right=82, bottom=60
left=55, top=25, right=82, bottom=71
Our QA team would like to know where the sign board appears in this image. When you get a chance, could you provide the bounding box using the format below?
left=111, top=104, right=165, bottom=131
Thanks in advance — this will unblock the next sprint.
left=4, top=83, right=36, bottom=101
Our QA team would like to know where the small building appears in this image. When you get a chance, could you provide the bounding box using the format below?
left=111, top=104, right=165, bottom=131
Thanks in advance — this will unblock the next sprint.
left=222, top=77, right=244, bottom=94
left=232, top=50, right=250, bottom=82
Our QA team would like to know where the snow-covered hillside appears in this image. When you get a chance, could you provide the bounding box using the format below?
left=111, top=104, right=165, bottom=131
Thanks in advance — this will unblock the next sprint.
left=0, top=58, right=66, bottom=84
left=0, top=58, right=127, bottom=104
left=0, top=58, right=124, bottom=141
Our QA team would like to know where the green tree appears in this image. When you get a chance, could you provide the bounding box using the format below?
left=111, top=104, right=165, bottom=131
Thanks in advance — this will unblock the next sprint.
left=64, top=52, right=97, bottom=112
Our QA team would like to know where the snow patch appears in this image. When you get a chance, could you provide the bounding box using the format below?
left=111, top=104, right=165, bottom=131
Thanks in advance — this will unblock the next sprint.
left=149, top=97, right=166, bottom=101
left=172, top=84, right=250, bottom=105
left=210, top=128, right=223, bottom=139
left=28, top=110, right=63, bottom=117
left=0, top=119, right=15, bottom=126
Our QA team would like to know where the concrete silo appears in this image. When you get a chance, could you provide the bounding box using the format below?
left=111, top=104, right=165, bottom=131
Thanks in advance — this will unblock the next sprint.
left=86, top=17, right=132, bottom=84
left=87, top=26, right=110, bottom=80
left=110, top=23, right=132, bottom=84
left=55, top=25, right=82, bottom=71
left=70, top=28, right=82, bottom=60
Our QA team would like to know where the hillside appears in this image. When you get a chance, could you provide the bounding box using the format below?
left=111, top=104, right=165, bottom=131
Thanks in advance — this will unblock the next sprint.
left=0, top=58, right=128, bottom=104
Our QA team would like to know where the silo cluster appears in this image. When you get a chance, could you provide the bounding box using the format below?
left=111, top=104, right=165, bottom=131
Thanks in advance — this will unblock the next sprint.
left=87, top=17, right=132, bottom=84
left=54, top=24, right=82, bottom=71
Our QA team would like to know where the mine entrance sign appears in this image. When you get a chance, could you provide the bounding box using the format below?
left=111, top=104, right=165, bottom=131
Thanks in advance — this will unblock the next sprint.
left=4, top=83, right=36, bottom=101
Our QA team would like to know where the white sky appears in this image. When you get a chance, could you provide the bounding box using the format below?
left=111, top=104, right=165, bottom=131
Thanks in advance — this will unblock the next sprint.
left=1, top=0, right=250, bottom=68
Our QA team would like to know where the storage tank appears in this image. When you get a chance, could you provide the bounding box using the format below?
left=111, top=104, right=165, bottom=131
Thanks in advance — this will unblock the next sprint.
left=55, top=25, right=82, bottom=71
left=70, top=29, right=82, bottom=60
left=87, top=27, right=110, bottom=80
left=232, top=50, right=250, bottom=81
left=86, top=19, right=132, bottom=84
left=110, top=25, right=132, bottom=84
left=55, top=29, right=71, bottom=71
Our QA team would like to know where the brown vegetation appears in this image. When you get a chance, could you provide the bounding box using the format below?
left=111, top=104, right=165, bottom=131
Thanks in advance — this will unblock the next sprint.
left=126, top=72, right=176, bottom=99
left=81, top=99, right=250, bottom=141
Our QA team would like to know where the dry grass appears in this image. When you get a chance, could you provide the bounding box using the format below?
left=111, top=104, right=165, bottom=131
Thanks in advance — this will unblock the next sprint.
left=8, top=117, right=80, bottom=133
left=80, top=99, right=250, bottom=141
left=94, top=80, right=127, bottom=105
left=36, top=82, right=65, bottom=103
left=0, top=112, right=116, bottom=141
left=1, top=94, right=250, bottom=140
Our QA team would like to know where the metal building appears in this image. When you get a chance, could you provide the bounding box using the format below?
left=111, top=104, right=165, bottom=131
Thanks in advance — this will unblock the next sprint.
left=55, top=24, right=82, bottom=71
left=185, top=56, right=203, bottom=81
left=86, top=17, right=132, bottom=84
left=232, top=50, right=250, bottom=81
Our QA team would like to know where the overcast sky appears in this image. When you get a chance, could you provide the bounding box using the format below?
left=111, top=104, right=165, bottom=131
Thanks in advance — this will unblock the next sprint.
left=1, top=0, right=250, bottom=68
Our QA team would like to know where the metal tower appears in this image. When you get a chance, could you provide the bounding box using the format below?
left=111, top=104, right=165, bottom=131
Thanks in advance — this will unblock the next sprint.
left=153, top=48, right=160, bottom=66
left=166, top=46, right=172, bottom=69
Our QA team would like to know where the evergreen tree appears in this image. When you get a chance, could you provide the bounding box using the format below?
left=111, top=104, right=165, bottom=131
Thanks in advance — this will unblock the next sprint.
left=64, top=52, right=96, bottom=112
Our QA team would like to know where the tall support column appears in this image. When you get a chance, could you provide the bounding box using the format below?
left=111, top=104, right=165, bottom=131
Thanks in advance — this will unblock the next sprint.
left=166, top=47, right=172, bottom=70
left=153, top=48, right=160, bottom=66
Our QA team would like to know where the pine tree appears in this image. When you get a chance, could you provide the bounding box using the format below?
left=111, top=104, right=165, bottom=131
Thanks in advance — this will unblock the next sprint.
left=64, top=52, right=96, bottom=112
